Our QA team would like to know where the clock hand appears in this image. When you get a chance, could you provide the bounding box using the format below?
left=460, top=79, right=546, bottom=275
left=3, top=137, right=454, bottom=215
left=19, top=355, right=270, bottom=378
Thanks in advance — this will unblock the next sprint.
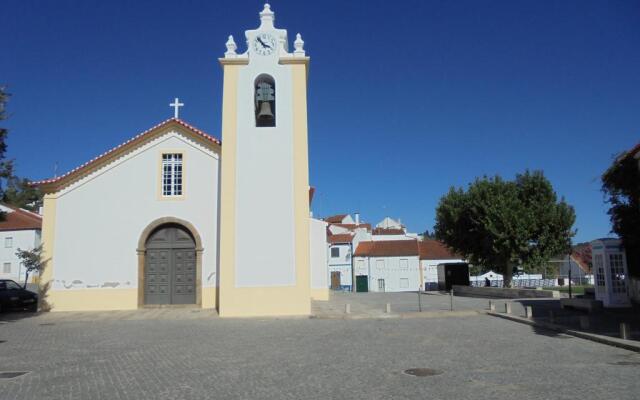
left=257, top=37, right=271, bottom=49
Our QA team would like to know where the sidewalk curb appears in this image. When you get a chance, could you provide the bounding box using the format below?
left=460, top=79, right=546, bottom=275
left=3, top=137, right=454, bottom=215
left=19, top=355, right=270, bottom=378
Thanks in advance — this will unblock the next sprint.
left=310, top=310, right=484, bottom=320
left=487, top=311, right=640, bottom=353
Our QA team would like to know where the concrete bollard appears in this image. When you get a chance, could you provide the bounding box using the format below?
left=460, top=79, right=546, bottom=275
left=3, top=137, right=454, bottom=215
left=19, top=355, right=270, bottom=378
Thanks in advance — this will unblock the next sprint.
left=580, top=316, right=589, bottom=330
left=489, top=301, right=495, bottom=312
left=385, top=303, right=391, bottom=313
left=525, top=306, right=533, bottom=319
left=620, top=323, right=631, bottom=340
left=504, top=302, right=512, bottom=314
left=345, top=304, right=351, bottom=314
left=549, top=310, right=555, bottom=324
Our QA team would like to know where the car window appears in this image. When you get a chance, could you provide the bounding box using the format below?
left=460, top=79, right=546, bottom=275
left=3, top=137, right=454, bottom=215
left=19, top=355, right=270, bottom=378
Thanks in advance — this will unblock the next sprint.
left=6, top=281, right=21, bottom=290
left=0, top=282, right=5, bottom=290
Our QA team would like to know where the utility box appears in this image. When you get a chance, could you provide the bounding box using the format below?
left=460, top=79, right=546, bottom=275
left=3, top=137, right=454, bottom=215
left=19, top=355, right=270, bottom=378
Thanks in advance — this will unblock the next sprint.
left=591, top=238, right=630, bottom=308
left=437, top=263, right=470, bottom=291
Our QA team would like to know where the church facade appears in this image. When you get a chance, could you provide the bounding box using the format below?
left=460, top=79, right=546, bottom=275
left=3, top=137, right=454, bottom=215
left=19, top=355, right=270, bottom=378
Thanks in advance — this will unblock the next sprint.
left=35, top=4, right=327, bottom=316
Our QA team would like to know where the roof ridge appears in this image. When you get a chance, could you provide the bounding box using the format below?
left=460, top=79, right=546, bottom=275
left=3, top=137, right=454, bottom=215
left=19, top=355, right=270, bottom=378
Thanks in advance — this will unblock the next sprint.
left=32, top=118, right=220, bottom=187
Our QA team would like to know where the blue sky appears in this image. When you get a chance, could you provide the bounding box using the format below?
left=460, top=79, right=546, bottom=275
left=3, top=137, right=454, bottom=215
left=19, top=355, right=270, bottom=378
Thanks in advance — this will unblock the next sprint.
left=2, top=0, right=639, bottom=243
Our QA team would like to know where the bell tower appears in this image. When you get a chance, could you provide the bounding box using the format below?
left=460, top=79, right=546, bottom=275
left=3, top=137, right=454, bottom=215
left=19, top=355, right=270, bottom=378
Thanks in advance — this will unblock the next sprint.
left=218, top=4, right=311, bottom=317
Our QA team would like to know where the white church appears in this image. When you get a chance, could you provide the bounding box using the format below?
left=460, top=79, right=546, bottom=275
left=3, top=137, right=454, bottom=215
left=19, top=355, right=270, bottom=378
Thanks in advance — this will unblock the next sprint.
left=34, top=4, right=329, bottom=317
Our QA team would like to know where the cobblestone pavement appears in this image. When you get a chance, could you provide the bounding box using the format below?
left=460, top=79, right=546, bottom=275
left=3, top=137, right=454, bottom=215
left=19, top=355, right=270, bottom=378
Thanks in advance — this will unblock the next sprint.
left=1, top=310, right=639, bottom=399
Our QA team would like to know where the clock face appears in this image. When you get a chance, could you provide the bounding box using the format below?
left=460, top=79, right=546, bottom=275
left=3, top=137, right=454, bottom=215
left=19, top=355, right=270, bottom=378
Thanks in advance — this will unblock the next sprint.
left=253, top=33, right=277, bottom=56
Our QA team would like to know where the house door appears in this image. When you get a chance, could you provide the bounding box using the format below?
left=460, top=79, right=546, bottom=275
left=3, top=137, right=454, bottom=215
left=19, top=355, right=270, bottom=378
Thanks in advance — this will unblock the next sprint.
left=356, top=275, right=368, bottom=292
left=330, top=271, right=341, bottom=290
left=144, top=224, right=196, bottom=305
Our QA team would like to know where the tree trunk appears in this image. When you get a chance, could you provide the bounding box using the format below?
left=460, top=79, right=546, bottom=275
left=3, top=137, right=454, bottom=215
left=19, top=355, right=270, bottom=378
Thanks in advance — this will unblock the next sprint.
left=503, top=264, right=513, bottom=288
left=23, top=271, right=29, bottom=289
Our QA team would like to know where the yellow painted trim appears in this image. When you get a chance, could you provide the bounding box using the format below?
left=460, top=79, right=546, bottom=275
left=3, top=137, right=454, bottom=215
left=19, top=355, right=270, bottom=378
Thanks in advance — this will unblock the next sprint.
left=218, top=63, right=240, bottom=314
left=311, top=288, right=329, bottom=301
left=201, top=287, right=217, bottom=309
left=218, top=57, right=249, bottom=66
left=156, top=149, right=187, bottom=201
left=39, top=194, right=57, bottom=310
left=47, top=289, right=138, bottom=312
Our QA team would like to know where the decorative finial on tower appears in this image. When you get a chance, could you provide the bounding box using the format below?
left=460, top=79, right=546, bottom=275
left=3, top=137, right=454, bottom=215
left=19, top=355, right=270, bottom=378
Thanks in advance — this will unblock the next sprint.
left=225, top=35, right=237, bottom=58
left=259, top=3, right=275, bottom=28
left=294, top=33, right=305, bottom=57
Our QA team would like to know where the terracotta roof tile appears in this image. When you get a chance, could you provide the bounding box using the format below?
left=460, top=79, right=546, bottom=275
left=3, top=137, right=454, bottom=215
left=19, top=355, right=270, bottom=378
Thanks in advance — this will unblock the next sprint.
left=354, top=240, right=419, bottom=257
left=328, top=233, right=354, bottom=244
left=372, top=227, right=405, bottom=235
left=418, top=240, right=461, bottom=260
left=0, top=206, right=42, bottom=231
left=324, top=214, right=348, bottom=223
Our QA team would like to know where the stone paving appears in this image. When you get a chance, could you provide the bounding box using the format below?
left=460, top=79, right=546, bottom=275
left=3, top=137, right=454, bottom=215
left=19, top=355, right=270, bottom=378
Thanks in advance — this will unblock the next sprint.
left=1, top=301, right=639, bottom=399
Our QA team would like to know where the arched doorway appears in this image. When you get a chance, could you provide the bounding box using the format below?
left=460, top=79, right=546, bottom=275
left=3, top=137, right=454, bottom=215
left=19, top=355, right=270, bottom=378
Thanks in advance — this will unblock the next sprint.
left=143, top=223, right=197, bottom=305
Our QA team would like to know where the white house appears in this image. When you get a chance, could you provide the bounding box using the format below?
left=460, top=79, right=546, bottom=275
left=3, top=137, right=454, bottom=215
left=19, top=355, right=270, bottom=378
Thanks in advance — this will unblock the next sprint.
left=0, top=204, right=42, bottom=284
left=353, top=240, right=421, bottom=292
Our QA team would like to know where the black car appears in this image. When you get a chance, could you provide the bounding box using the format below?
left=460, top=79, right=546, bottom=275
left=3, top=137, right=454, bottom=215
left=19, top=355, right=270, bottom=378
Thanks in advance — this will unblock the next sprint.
left=0, top=279, right=38, bottom=312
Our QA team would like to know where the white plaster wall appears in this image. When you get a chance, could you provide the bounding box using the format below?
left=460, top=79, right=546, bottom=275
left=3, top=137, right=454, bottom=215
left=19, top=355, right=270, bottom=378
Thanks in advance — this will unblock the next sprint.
left=0, top=229, right=41, bottom=282
left=309, top=218, right=328, bottom=290
left=372, top=234, right=414, bottom=241
left=52, top=131, right=219, bottom=290
left=366, top=256, right=421, bottom=292
left=328, top=264, right=352, bottom=287
left=234, top=29, right=298, bottom=287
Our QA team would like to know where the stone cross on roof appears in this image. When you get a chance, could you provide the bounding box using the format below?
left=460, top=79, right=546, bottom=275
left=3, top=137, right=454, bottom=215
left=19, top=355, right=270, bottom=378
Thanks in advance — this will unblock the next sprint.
left=169, top=97, right=184, bottom=119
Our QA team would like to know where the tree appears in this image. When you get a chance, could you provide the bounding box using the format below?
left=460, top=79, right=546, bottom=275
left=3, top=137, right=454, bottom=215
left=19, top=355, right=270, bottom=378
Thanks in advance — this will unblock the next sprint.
left=15, top=245, right=44, bottom=289
left=434, top=170, right=576, bottom=287
left=0, top=86, right=15, bottom=218
left=602, top=148, right=640, bottom=278
left=2, top=176, right=43, bottom=211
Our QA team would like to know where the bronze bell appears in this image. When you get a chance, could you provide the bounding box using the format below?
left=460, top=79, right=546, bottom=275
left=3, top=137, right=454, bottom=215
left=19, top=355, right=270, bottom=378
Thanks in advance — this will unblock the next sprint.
left=257, top=101, right=274, bottom=121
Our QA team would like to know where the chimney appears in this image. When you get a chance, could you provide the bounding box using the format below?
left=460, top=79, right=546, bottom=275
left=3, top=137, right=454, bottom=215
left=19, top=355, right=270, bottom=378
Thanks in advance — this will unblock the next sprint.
left=355, top=212, right=360, bottom=225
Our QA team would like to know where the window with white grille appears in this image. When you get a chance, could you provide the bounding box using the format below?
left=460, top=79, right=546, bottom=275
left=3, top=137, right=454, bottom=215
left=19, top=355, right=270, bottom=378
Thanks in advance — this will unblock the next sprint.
left=3, top=262, right=10, bottom=273
left=5, top=237, right=13, bottom=248
left=609, top=253, right=626, bottom=293
left=162, top=153, right=183, bottom=196
left=594, top=254, right=605, bottom=287
left=400, top=278, right=409, bottom=288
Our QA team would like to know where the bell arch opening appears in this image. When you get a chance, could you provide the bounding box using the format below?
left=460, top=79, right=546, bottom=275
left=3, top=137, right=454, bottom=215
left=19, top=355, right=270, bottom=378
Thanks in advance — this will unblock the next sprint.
left=255, top=74, right=276, bottom=127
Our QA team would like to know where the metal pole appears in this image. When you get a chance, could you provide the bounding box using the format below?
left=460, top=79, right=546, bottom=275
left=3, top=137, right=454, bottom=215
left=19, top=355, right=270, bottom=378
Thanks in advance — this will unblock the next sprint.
left=450, top=288, right=453, bottom=311
left=418, top=287, right=422, bottom=312
left=568, top=255, right=573, bottom=299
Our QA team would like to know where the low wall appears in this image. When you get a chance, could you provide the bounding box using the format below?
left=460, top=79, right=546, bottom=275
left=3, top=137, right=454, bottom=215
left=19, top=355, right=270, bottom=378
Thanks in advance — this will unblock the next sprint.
left=452, top=285, right=560, bottom=299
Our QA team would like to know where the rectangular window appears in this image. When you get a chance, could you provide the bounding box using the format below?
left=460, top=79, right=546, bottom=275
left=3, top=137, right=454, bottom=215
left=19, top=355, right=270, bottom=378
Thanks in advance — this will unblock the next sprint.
left=3, top=262, right=10, bottom=273
left=162, top=153, right=183, bottom=196
left=609, top=253, right=626, bottom=293
left=400, top=278, right=409, bottom=288
left=399, top=259, right=408, bottom=270
left=330, top=247, right=340, bottom=258
left=378, top=279, right=385, bottom=291
left=4, top=237, right=12, bottom=248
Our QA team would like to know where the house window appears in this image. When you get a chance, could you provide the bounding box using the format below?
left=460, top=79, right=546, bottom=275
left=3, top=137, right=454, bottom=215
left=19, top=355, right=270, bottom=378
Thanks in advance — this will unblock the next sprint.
left=5, top=237, right=12, bottom=248
left=400, top=278, right=409, bottom=288
left=399, top=259, right=408, bottom=270
left=3, top=262, right=10, bottom=273
left=594, top=254, right=605, bottom=287
left=330, top=247, right=340, bottom=258
left=162, top=153, right=183, bottom=196
left=609, top=253, right=626, bottom=293
left=378, top=279, right=385, bottom=291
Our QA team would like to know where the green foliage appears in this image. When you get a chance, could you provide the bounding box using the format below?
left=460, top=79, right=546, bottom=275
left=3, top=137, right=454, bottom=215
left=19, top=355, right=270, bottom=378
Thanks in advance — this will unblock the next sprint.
left=602, top=150, right=640, bottom=277
left=15, top=245, right=44, bottom=288
left=2, top=176, right=43, bottom=211
left=434, top=170, right=576, bottom=286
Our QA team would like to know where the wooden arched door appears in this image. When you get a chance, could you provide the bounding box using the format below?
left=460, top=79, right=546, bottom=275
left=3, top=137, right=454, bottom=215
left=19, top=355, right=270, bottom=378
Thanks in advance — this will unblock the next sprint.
left=144, top=224, right=196, bottom=305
